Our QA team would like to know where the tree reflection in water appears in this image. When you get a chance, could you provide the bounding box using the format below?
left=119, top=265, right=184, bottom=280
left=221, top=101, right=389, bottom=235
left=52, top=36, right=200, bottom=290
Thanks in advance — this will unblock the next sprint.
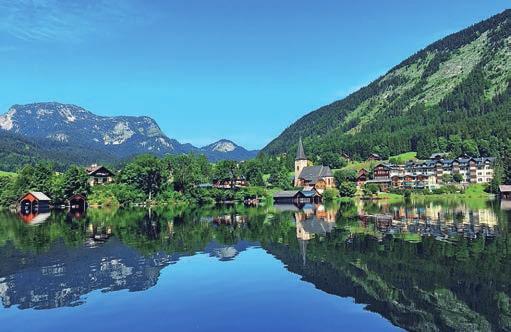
left=0, top=199, right=509, bottom=331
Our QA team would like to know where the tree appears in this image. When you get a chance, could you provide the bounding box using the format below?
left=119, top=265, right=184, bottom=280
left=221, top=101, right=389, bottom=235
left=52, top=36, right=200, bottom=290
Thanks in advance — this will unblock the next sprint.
left=323, top=188, right=340, bottom=201
left=268, top=169, right=291, bottom=189
left=213, top=160, right=240, bottom=186
left=441, top=174, right=453, bottom=184
left=120, top=155, right=164, bottom=200
left=63, top=165, right=90, bottom=196
left=363, top=184, right=379, bottom=196
left=241, top=160, right=265, bottom=186
left=164, top=154, right=212, bottom=193
left=319, top=152, right=346, bottom=169
left=339, top=182, right=357, bottom=197
left=13, top=162, right=54, bottom=198
left=334, top=169, right=357, bottom=185
left=448, top=135, right=463, bottom=157
left=453, top=173, right=464, bottom=183
left=462, top=139, right=479, bottom=157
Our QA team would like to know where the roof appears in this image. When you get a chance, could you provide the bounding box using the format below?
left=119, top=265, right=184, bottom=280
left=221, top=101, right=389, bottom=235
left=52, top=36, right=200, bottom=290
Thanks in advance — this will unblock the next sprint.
left=296, top=138, right=307, bottom=160
left=298, top=165, right=333, bottom=184
left=301, top=190, right=321, bottom=198
left=274, top=190, right=301, bottom=198
left=406, top=156, right=496, bottom=169
left=299, top=218, right=335, bottom=236
left=86, top=165, right=114, bottom=176
left=430, top=152, right=448, bottom=159
left=28, top=191, right=51, bottom=201
left=500, top=185, right=511, bottom=193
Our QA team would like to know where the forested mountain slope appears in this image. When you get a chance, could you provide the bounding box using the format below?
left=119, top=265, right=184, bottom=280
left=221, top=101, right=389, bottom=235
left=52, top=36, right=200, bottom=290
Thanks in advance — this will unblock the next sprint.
left=263, top=10, right=511, bottom=164
left=0, top=131, right=115, bottom=171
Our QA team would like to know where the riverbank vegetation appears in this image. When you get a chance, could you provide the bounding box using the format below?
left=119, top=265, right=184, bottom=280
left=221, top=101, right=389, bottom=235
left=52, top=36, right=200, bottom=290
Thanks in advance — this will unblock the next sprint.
left=0, top=153, right=294, bottom=208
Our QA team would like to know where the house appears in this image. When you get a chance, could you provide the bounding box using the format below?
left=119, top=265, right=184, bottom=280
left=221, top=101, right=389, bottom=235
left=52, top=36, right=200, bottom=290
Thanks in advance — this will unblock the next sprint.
left=212, top=176, right=248, bottom=189
left=86, top=164, right=115, bottom=186
left=405, top=155, right=495, bottom=184
left=391, top=174, right=437, bottom=190
left=294, top=138, right=335, bottom=193
left=341, top=152, right=351, bottom=162
left=430, top=152, right=448, bottom=160
left=365, top=163, right=392, bottom=190
left=500, top=185, right=511, bottom=200
left=273, top=190, right=322, bottom=204
left=368, top=153, right=382, bottom=161
left=356, top=169, right=369, bottom=186
left=364, top=154, right=496, bottom=190
left=19, top=192, right=51, bottom=214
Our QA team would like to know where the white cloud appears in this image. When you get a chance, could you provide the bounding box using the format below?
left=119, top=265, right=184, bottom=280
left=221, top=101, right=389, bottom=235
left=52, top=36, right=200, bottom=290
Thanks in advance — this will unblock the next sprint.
left=0, top=0, right=137, bottom=42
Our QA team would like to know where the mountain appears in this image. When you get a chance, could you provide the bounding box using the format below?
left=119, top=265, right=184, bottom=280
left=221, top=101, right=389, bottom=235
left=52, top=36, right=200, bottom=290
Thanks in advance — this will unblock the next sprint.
left=0, top=131, right=115, bottom=171
left=262, top=9, right=511, bottom=163
left=0, top=102, right=192, bottom=158
left=200, top=139, right=259, bottom=162
left=0, top=102, right=258, bottom=169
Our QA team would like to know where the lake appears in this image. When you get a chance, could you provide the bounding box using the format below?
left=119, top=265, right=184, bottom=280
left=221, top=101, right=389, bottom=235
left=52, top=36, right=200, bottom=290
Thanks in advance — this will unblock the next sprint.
left=0, top=198, right=510, bottom=331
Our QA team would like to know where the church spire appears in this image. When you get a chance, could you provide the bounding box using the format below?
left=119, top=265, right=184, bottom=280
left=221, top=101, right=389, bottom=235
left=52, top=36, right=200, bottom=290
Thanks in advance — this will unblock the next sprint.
left=296, top=137, right=307, bottom=160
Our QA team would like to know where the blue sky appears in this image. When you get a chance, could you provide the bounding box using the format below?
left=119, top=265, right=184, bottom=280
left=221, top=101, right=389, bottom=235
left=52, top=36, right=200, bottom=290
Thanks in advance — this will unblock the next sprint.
left=0, top=0, right=508, bottom=150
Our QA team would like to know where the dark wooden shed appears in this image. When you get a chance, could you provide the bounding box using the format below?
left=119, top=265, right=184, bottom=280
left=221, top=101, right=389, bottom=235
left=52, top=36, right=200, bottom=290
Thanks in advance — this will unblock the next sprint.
left=68, top=194, right=87, bottom=213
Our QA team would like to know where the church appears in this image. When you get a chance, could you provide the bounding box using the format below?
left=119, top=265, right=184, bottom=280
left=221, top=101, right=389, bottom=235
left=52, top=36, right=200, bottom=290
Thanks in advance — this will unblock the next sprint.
left=294, top=138, right=335, bottom=193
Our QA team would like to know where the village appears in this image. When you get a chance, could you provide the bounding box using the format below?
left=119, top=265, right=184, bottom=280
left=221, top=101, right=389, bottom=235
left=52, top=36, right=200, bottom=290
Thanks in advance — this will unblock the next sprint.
left=12, top=136, right=511, bottom=221
left=272, top=138, right=509, bottom=205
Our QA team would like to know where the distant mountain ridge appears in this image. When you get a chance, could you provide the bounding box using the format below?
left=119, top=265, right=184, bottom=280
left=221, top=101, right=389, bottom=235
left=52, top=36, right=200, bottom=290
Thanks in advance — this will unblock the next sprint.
left=0, top=102, right=258, bottom=168
left=200, top=139, right=258, bottom=162
left=262, top=9, right=511, bottom=162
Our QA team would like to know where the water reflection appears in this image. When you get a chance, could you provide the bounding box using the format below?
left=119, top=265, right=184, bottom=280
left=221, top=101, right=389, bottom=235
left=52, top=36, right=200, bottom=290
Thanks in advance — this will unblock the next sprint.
left=357, top=200, right=501, bottom=240
left=0, top=199, right=510, bottom=331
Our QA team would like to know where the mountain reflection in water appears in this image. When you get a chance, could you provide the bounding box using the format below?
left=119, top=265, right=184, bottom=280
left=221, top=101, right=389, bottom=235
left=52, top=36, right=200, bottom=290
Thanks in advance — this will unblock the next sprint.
left=0, top=199, right=510, bottom=331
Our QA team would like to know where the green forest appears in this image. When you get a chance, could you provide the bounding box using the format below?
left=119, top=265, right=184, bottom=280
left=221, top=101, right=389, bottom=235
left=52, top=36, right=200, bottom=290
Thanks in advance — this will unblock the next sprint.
left=263, top=9, right=511, bottom=184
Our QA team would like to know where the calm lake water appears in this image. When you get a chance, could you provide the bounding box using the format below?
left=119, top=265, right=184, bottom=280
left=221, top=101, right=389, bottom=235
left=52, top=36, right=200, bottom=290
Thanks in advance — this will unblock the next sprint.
left=0, top=199, right=510, bottom=331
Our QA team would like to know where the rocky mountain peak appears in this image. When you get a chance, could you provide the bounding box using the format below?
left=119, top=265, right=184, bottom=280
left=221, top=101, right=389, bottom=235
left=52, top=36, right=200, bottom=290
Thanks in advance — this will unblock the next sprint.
left=0, top=102, right=259, bottom=162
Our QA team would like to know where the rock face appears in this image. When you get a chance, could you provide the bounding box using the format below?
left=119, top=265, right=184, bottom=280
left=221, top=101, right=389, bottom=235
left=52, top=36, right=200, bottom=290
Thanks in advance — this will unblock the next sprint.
left=200, top=139, right=259, bottom=162
left=0, top=102, right=258, bottom=162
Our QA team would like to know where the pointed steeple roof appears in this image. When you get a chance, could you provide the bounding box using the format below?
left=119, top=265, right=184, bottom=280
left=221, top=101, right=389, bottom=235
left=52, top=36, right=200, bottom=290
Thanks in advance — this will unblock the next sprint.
left=296, top=137, right=307, bottom=160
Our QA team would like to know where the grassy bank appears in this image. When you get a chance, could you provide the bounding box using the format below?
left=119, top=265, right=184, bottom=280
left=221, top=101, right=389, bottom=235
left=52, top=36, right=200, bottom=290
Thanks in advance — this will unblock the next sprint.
left=368, top=184, right=493, bottom=203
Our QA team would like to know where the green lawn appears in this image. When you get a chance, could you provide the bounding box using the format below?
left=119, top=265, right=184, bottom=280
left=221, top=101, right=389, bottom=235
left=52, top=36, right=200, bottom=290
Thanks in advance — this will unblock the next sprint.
left=339, top=151, right=417, bottom=173
left=0, top=171, right=16, bottom=177
left=388, top=152, right=417, bottom=164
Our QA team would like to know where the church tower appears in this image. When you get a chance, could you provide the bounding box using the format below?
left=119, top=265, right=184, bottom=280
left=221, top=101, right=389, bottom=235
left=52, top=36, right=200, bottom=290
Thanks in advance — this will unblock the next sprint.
left=294, top=138, right=308, bottom=186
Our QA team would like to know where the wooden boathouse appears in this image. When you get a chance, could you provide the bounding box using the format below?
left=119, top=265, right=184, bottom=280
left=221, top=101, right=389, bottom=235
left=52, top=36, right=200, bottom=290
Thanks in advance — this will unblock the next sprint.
left=273, top=190, right=322, bottom=204
left=19, top=192, right=51, bottom=214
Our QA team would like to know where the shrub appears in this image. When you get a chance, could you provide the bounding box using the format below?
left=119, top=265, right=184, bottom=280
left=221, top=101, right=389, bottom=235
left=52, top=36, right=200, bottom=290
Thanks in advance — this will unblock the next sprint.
left=323, top=188, right=340, bottom=201
left=339, top=182, right=357, bottom=197
left=363, top=184, right=379, bottom=196
left=88, top=184, right=145, bottom=207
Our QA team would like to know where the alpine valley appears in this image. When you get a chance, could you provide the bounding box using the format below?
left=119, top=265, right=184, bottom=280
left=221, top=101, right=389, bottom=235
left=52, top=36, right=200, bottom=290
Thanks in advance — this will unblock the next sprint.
left=0, top=102, right=258, bottom=169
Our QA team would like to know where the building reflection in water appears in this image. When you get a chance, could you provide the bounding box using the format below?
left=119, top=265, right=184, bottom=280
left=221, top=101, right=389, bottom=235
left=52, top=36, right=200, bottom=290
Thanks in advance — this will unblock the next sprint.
left=357, top=200, right=499, bottom=240
left=18, top=211, right=51, bottom=225
left=276, top=203, right=338, bottom=266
